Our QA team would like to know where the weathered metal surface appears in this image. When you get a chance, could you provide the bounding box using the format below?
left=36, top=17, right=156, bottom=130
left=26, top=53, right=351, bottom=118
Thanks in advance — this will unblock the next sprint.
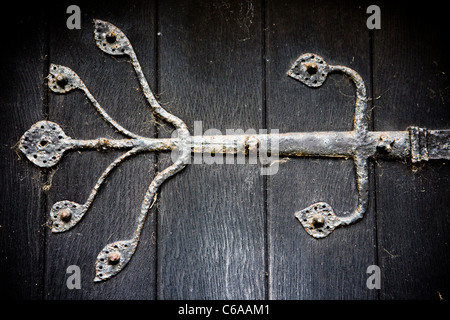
left=18, top=19, right=450, bottom=282
left=295, top=202, right=341, bottom=238
left=288, top=53, right=370, bottom=229
left=19, top=127, right=414, bottom=160
left=94, top=240, right=137, bottom=282
left=92, top=19, right=191, bottom=282
left=410, top=126, right=450, bottom=162
left=48, top=64, right=143, bottom=139
left=409, top=126, right=430, bottom=163
left=19, top=121, right=70, bottom=168
left=426, top=129, right=450, bottom=160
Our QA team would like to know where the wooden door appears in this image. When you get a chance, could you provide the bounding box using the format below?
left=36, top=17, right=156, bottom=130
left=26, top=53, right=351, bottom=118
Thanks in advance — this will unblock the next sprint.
left=1, top=0, right=449, bottom=300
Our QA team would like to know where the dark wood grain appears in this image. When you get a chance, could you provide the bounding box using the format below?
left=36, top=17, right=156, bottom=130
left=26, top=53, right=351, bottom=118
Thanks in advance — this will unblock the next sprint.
left=44, top=1, right=158, bottom=299
left=373, top=2, right=450, bottom=300
left=157, top=0, right=266, bottom=299
left=3, top=0, right=450, bottom=301
left=0, top=4, right=47, bottom=299
left=266, top=0, right=378, bottom=299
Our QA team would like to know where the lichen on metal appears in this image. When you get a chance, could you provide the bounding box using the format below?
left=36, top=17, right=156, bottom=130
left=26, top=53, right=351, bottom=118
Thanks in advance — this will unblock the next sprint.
left=18, top=20, right=450, bottom=282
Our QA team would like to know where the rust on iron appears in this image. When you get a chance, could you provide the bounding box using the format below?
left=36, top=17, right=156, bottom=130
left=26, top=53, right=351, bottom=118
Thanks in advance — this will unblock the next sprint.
left=18, top=20, right=450, bottom=282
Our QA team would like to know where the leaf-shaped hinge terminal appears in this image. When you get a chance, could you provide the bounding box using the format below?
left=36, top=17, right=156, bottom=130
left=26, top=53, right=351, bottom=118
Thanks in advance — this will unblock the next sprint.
left=94, top=240, right=137, bottom=282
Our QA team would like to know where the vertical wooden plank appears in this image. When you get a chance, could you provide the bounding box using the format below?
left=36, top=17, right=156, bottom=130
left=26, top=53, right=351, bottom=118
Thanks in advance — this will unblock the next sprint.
left=44, top=1, right=157, bottom=299
left=157, top=0, right=266, bottom=299
left=266, top=0, right=377, bottom=299
left=0, top=3, right=47, bottom=300
left=373, top=2, right=450, bottom=300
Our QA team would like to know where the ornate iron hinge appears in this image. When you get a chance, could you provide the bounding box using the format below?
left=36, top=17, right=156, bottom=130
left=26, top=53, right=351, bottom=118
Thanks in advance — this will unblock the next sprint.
left=19, top=20, right=450, bottom=282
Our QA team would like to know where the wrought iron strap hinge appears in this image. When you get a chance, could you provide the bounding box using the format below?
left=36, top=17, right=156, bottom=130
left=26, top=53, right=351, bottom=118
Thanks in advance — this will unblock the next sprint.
left=18, top=19, right=450, bottom=282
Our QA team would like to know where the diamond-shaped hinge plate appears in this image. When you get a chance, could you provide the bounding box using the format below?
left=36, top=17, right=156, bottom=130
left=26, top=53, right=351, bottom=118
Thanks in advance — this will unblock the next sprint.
left=294, top=202, right=341, bottom=238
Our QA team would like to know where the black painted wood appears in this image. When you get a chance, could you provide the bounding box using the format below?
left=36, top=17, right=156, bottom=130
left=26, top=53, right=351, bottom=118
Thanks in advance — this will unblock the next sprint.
left=266, top=0, right=377, bottom=299
left=156, top=0, right=266, bottom=299
left=0, top=4, right=47, bottom=300
left=373, top=2, right=450, bottom=300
